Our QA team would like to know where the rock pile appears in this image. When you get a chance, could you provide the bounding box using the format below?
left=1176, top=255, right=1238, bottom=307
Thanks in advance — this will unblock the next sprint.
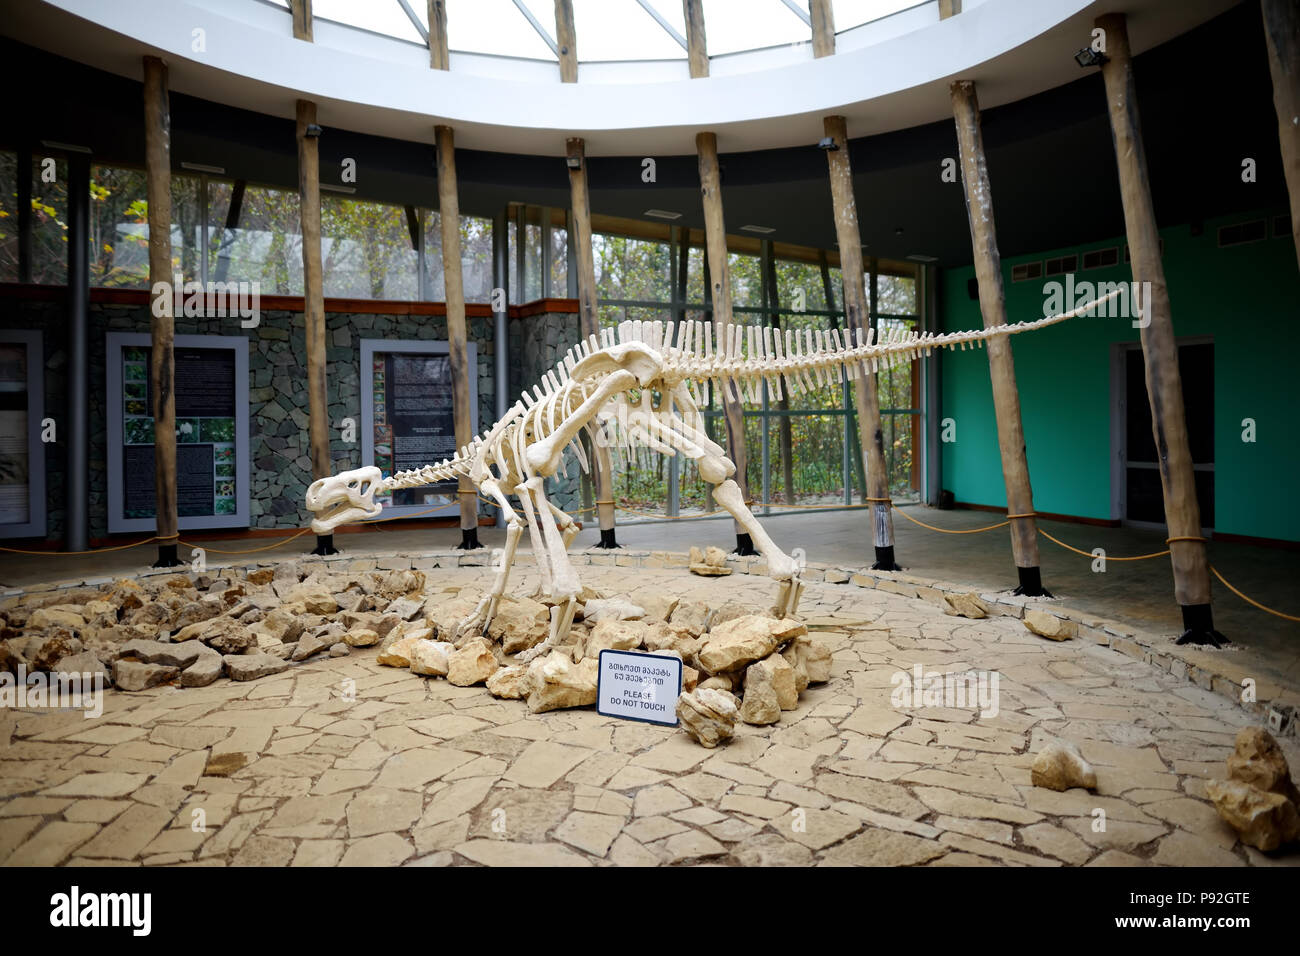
left=1031, top=740, right=1097, bottom=791
left=688, top=545, right=732, bottom=577
left=0, top=564, right=429, bottom=691
left=1206, top=727, right=1300, bottom=852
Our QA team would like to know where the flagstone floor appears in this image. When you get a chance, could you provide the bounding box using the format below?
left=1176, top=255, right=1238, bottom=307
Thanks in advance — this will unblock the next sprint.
left=2, top=565, right=1296, bottom=867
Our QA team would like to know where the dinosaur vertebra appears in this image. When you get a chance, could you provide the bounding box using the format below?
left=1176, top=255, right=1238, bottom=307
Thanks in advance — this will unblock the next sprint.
left=306, top=290, right=1117, bottom=658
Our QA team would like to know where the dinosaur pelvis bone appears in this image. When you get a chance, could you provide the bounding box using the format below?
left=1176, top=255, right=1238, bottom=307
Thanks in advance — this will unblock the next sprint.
left=570, top=341, right=664, bottom=386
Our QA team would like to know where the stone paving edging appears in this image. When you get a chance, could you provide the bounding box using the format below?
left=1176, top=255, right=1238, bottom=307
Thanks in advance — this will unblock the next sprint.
left=8, top=545, right=1295, bottom=737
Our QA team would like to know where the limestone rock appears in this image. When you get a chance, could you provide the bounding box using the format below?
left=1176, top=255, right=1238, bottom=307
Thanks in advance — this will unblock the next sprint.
left=343, top=627, right=381, bottom=648
left=677, top=688, right=738, bottom=748
left=28, top=631, right=84, bottom=671
left=781, top=641, right=810, bottom=694
left=669, top=601, right=711, bottom=637
left=1227, top=727, right=1300, bottom=803
left=583, top=620, right=647, bottom=660
left=246, top=568, right=275, bottom=585
left=739, top=660, right=781, bottom=726
left=329, top=642, right=349, bottom=658
left=409, top=640, right=454, bottom=678
left=285, top=588, right=338, bottom=615
left=173, top=617, right=253, bottom=654
left=291, top=632, right=331, bottom=662
left=801, top=638, right=833, bottom=684
left=486, top=665, right=528, bottom=699
left=488, top=596, right=550, bottom=653
left=1205, top=778, right=1299, bottom=852
left=112, top=659, right=178, bottom=692
left=374, top=569, right=426, bottom=600
left=447, top=638, right=498, bottom=686
left=696, top=615, right=807, bottom=675
left=582, top=598, right=646, bottom=623
left=51, top=650, right=109, bottom=680
left=643, top=623, right=701, bottom=667
left=259, top=608, right=304, bottom=644
left=425, top=596, right=481, bottom=643
left=698, top=674, right=736, bottom=694
left=710, top=601, right=759, bottom=627
left=526, top=652, right=598, bottom=713
left=30, top=607, right=86, bottom=629
left=180, top=653, right=224, bottom=688
left=171, top=598, right=222, bottom=630
left=1024, top=609, right=1075, bottom=641
left=760, top=652, right=799, bottom=710
left=223, top=653, right=289, bottom=682
left=376, top=633, right=424, bottom=668
left=1031, top=741, right=1098, bottom=792
left=943, top=592, right=989, bottom=619
left=688, top=545, right=732, bottom=576
left=635, top=592, right=680, bottom=624
left=117, top=638, right=210, bottom=670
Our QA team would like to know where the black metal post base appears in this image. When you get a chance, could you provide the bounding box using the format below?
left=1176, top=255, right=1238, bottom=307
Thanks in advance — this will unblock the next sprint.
left=733, top=533, right=759, bottom=556
left=457, top=528, right=484, bottom=551
left=1176, top=603, right=1229, bottom=647
left=1012, top=565, right=1053, bottom=598
left=311, top=534, right=339, bottom=556
left=595, top=528, right=620, bottom=549
left=151, top=543, right=181, bottom=568
left=871, top=545, right=902, bottom=571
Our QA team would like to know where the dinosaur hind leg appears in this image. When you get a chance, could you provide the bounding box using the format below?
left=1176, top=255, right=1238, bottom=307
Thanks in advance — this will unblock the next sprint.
left=453, top=478, right=523, bottom=645
left=515, top=478, right=582, bottom=663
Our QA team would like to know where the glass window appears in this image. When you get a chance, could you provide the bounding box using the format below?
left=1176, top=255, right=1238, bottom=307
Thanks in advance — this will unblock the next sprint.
left=0, top=151, right=18, bottom=283
left=833, top=0, right=921, bottom=31
left=30, top=154, right=67, bottom=286
left=89, top=165, right=149, bottom=288
left=217, top=184, right=303, bottom=295
left=877, top=272, right=916, bottom=315
left=321, top=196, right=417, bottom=299
left=593, top=233, right=671, bottom=302
left=700, top=0, right=809, bottom=55
left=426, top=212, right=494, bottom=303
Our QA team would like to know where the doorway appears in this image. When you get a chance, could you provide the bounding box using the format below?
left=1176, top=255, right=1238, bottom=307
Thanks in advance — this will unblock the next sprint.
left=1113, top=340, right=1215, bottom=529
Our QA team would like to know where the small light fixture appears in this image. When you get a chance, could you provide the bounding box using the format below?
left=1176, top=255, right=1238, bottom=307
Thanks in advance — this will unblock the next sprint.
left=817, top=136, right=838, bottom=151
left=1074, top=47, right=1107, bottom=68
left=305, top=123, right=323, bottom=137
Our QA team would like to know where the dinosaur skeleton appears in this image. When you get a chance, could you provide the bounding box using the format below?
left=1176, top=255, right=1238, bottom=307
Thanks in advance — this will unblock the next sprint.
left=306, top=291, right=1116, bottom=659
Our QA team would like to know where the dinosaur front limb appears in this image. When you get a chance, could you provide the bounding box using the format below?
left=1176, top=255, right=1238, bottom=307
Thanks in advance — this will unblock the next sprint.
left=709, top=475, right=804, bottom=620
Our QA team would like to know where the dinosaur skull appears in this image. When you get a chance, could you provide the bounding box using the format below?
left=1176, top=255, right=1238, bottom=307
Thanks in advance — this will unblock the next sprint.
left=305, top=466, right=384, bottom=533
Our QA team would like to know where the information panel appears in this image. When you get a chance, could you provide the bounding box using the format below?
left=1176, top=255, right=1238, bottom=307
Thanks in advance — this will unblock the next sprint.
left=361, top=339, right=478, bottom=520
left=597, top=650, right=683, bottom=726
left=0, top=330, right=45, bottom=539
left=106, top=333, right=249, bottom=533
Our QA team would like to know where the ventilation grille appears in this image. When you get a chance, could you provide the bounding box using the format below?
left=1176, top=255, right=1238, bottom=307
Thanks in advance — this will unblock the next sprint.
left=1045, top=254, right=1078, bottom=277
left=1011, top=261, right=1043, bottom=283
left=1081, top=247, right=1119, bottom=270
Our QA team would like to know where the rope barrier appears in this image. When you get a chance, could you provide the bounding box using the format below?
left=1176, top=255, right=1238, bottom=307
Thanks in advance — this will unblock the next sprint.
left=1209, top=566, right=1300, bottom=623
left=0, top=535, right=166, bottom=556
left=1036, top=528, right=1169, bottom=562
left=178, top=527, right=314, bottom=555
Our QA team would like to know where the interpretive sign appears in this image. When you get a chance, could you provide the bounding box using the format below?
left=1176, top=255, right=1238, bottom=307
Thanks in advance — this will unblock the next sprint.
left=596, top=650, right=682, bottom=726
left=0, top=330, right=45, bottom=538
left=360, top=339, right=478, bottom=521
left=106, top=333, right=249, bottom=533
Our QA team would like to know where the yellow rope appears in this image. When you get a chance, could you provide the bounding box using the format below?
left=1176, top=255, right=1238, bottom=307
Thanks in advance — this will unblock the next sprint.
left=894, top=508, right=1011, bottom=534
left=1037, top=528, right=1170, bottom=562
left=178, top=527, right=314, bottom=555
left=1209, top=565, right=1300, bottom=623
left=0, top=535, right=165, bottom=556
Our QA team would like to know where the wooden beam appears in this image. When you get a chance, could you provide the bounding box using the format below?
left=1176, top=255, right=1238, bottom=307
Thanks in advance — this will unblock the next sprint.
left=291, top=0, right=313, bottom=41
left=566, top=137, right=617, bottom=542
left=822, top=116, right=899, bottom=569
left=949, top=82, right=1046, bottom=594
left=696, top=131, right=754, bottom=548
left=435, top=125, right=480, bottom=546
left=297, top=99, right=333, bottom=555
left=938, top=0, right=961, bottom=19
left=143, top=56, right=179, bottom=566
left=1262, top=0, right=1300, bottom=273
left=683, top=0, right=708, bottom=79
left=554, top=0, right=578, bottom=83
left=428, top=0, right=450, bottom=70
left=1096, top=13, right=1220, bottom=643
left=810, top=0, right=834, bottom=58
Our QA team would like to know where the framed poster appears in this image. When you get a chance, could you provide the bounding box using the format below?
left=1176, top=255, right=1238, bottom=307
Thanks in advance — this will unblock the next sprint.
left=0, top=330, right=46, bottom=539
left=106, top=333, right=250, bottom=533
left=360, top=339, right=478, bottom=521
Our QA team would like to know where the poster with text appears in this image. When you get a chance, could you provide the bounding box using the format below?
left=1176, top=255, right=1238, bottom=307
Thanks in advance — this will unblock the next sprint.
left=373, top=352, right=457, bottom=508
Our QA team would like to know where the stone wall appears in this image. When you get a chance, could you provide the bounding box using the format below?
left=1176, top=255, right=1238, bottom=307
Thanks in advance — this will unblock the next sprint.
left=0, top=292, right=496, bottom=541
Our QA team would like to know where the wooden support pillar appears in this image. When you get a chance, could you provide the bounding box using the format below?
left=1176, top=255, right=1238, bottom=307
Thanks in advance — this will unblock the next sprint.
left=427, top=0, right=450, bottom=70
left=683, top=0, right=708, bottom=78
left=764, top=247, right=796, bottom=506
left=696, top=131, right=754, bottom=553
left=291, top=0, right=312, bottom=41
left=555, top=0, right=578, bottom=83
left=436, top=125, right=481, bottom=549
left=950, top=82, right=1046, bottom=595
left=297, top=99, right=334, bottom=555
left=566, top=137, right=618, bottom=546
left=939, top=0, right=961, bottom=19
left=1262, top=0, right=1300, bottom=273
left=1097, top=13, right=1221, bottom=644
left=810, top=0, right=835, bottom=58
left=822, top=116, right=899, bottom=569
left=143, top=56, right=180, bottom=567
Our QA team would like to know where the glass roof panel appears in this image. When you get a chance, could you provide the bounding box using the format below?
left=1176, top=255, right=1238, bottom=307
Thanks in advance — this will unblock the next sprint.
left=444, top=0, right=558, bottom=59
left=312, top=0, right=425, bottom=43
left=699, top=0, right=810, bottom=55
left=571, top=0, right=686, bottom=61
left=832, top=0, right=922, bottom=32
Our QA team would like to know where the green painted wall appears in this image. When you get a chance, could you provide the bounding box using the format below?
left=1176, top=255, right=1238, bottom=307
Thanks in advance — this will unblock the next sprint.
left=939, top=208, right=1299, bottom=542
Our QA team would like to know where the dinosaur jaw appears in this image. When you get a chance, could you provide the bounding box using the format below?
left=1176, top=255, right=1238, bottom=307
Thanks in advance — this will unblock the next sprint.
left=305, top=466, right=385, bottom=534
